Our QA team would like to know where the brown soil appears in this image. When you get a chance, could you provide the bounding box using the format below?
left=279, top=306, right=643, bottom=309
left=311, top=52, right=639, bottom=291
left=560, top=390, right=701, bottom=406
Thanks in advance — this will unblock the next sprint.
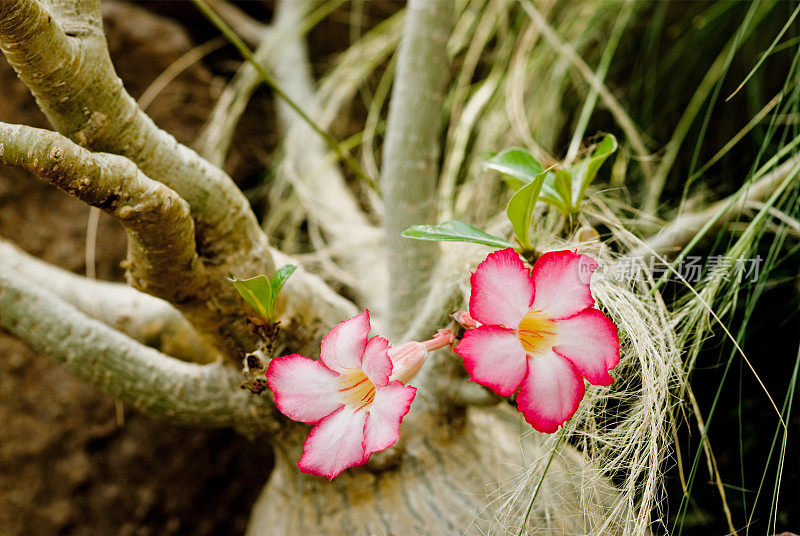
left=0, top=3, right=271, bottom=534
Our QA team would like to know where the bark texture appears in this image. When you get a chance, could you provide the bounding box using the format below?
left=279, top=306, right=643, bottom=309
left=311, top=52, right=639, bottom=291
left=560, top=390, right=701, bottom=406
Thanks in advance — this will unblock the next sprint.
left=248, top=405, right=624, bottom=535
left=0, top=123, right=199, bottom=301
left=382, top=0, right=452, bottom=339
left=0, top=0, right=358, bottom=360
left=0, top=0, right=262, bottom=256
left=0, top=260, right=277, bottom=431
left=0, top=238, right=219, bottom=363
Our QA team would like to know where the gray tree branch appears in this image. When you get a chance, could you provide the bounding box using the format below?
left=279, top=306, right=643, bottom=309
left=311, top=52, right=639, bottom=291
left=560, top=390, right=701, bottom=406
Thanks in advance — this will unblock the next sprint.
left=0, top=0, right=360, bottom=358
left=381, top=0, right=452, bottom=339
left=0, top=260, right=277, bottom=432
left=0, top=123, right=199, bottom=303
left=0, top=238, right=221, bottom=363
left=0, top=0, right=267, bottom=259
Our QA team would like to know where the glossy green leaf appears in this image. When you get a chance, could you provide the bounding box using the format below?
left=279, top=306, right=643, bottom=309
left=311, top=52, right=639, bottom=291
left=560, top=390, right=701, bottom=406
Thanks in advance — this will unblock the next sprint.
left=269, top=264, right=297, bottom=313
left=484, top=148, right=544, bottom=190
left=270, top=264, right=296, bottom=297
left=230, top=275, right=272, bottom=320
left=570, top=134, right=617, bottom=205
left=539, top=170, right=572, bottom=214
left=506, top=170, right=547, bottom=249
left=402, top=220, right=514, bottom=249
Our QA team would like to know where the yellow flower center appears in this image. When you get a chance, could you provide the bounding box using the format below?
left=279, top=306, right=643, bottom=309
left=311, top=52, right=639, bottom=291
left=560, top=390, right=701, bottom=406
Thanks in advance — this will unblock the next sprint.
left=517, top=309, right=557, bottom=355
left=338, top=369, right=376, bottom=411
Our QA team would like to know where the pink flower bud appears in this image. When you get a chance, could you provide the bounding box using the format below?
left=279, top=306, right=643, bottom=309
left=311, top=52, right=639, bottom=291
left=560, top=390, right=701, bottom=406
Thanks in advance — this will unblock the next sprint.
left=424, top=328, right=455, bottom=351
left=388, top=342, right=427, bottom=384
left=454, top=311, right=480, bottom=329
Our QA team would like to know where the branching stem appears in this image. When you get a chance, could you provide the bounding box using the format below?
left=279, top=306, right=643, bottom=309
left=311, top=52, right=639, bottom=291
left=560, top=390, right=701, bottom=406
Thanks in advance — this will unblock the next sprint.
left=0, top=261, right=277, bottom=432
left=382, top=0, right=452, bottom=339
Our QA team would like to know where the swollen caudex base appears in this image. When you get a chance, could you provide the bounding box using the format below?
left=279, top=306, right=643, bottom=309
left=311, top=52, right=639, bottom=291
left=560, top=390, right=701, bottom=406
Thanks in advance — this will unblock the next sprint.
left=246, top=404, right=625, bottom=535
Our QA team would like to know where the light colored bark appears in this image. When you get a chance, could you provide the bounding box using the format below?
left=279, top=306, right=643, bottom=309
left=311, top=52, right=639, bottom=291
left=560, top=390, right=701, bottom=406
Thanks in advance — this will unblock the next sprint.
left=0, top=122, right=259, bottom=356
left=247, top=405, right=625, bottom=535
left=0, top=238, right=220, bottom=363
left=0, top=122, right=199, bottom=304
left=382, top=0, right=452, bottom=339
left=0, top=0, right=359, bottom=359
left=0, top=260, right=277, bottom=432
left=0, top=0, right=264, bottom=257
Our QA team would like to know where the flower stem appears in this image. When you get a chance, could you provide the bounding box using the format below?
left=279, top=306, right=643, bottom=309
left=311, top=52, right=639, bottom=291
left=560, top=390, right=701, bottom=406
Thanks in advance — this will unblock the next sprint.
left=517, top=427, right=567, bottom=536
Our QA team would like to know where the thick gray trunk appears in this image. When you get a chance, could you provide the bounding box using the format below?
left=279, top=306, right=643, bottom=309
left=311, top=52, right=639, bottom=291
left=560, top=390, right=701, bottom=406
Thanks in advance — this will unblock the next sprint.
left=247, top=406, right=623, bottom=535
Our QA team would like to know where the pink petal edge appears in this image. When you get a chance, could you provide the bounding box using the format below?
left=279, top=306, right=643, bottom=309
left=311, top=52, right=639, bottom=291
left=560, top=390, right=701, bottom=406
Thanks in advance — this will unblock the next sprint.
left=530, top=250, right=597, bottom=320
left=361, top=336, right=392, bottom=387
left=455, top=325, right=528, bottom=397
left=516, top=350, right=585, bottom=434
left=553, top=308, right=620, bottom=386
left=363, top=382, right=417, bottom=455
left=469, top=248, right=535, bottom=329
left=266, top=354, right=343, bottom=424
left=319, top=310, right=371, bottom=373
left=298, top=406, right=369, bottom=480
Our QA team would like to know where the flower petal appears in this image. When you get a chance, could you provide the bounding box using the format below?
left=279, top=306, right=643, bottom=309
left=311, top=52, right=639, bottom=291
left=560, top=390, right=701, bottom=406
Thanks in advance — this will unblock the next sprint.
left=469, top=248, right=535, bottom=328
left=454, top=325, right=528, bottom=397
left=517, top=350, right=585, bottom=433
left=298, top=406, right=369, bottom=480
left=266, top=354, right=343, bottom=423
left=362, top=336, right=392, bottom=387
left=530, top=250, right=597, bottom=319
left=553, top=309, right=620, bottom=386
left=387, top=341, right=427, bottom=384
left=320, top=310, right=371, bottom=373
left=363, top=381, right=416, bottom=455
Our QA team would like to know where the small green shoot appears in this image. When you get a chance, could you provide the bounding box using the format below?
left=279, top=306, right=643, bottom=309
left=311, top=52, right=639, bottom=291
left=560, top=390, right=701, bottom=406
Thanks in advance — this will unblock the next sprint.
left=506, top=169, right=547, bottom=250
left=230, top=264, right=297, bottom=323
left=487, top=135, right=617, bottom=219
left=403, top=136, right=616, bottom=252
left=569, top=134, right=618, bottom=207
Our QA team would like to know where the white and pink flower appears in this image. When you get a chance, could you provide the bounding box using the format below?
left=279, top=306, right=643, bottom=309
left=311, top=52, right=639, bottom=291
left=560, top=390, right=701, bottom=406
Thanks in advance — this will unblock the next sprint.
left=266, top=311, right=422, bottom=480
left=454, top=248, right=620, bottom=433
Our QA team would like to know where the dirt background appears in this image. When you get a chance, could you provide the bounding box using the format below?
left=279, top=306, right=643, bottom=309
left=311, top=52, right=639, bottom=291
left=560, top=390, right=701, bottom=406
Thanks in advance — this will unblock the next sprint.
left=0, top=3, right=273, bottom=534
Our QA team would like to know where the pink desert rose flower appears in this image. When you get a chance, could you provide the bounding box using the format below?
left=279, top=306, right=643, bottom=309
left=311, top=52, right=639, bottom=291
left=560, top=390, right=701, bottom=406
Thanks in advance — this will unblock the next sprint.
left=266, top=310, right=417, bottom=480
left=454, top=248, right=620, bottom=433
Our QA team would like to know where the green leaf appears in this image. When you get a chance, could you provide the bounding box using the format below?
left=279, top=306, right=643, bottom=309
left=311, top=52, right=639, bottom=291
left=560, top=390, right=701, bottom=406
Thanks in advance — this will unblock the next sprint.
left=484, top=148, right=544, bottom=190
left=402, top=220, right=514, bottom=249
left=230, top=275, right=272, bottom=320
left=539, top=170, right=573, bottom=215
left=269, top=264, right=297, bottom=313
left=506, top=170, right=547, bottom=249
left=570, top=133, right=617, bottom=205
